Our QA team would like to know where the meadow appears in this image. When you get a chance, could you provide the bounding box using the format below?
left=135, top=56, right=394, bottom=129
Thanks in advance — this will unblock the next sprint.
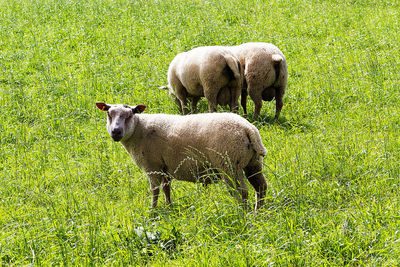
left=1, top=0, right=399, bottom=265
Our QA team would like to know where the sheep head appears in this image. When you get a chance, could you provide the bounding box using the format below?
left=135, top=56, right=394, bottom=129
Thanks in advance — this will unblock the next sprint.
left=96, top=102, right=146, bottom=142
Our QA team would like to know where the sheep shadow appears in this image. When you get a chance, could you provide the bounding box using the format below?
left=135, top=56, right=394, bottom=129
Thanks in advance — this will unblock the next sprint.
left=175, top=98, right=312, bottom=133
left=244, top=113, right=314, bottom=133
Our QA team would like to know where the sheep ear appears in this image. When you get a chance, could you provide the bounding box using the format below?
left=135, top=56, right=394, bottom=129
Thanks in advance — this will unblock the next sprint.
left=96, top=102, right=111, bottom=111
left=132, top=105, right=146, bottom=114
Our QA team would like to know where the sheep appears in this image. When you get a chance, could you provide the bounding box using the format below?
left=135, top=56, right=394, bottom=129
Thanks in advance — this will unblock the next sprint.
left=165, top=46, right=242, bottom=114
left=230, top=42, right=288, bottom=119
left=96, top=102, right=268, bottom=210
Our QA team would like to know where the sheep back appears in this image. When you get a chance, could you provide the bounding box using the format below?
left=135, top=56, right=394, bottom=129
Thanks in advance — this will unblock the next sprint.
left=122, top=112, right=266, bottom=183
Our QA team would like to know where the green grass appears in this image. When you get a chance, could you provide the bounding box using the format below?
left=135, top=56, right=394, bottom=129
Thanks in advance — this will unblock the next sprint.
left=1, top=0, right=399, bottom=265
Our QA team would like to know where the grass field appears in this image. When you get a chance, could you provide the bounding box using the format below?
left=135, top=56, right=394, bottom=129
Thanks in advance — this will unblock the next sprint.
left=1, top=0, right=399, bottom=265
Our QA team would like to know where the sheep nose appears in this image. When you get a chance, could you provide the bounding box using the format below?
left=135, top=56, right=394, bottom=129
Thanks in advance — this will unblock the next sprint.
left=112, top=128, right=122, bottom=136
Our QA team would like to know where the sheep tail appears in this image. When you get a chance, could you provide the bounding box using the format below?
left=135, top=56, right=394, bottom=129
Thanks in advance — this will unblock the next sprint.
left=272, top=54, right=283, bottom=82
left=224, top=55, right=241, bottom=81
left=247, top=127, right=267, bottom=157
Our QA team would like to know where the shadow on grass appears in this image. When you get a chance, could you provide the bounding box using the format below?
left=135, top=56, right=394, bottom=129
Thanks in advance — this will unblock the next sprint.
left=245, top=113, right=314, bottom=133
left=147, top=202, right=197, bottom=221
left=164, top=97, right=314, bottom=133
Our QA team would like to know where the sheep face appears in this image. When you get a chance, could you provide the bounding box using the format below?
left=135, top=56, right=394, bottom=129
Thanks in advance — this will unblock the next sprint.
left=96, top=102, right=146, bottom=142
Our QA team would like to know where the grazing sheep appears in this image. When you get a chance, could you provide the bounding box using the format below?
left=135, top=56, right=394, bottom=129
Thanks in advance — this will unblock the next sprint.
left=96, top=102, right=267, bottom=210
left=230, top=42, right=288, bottom=119
left=165, top=46, right=242, bottom=114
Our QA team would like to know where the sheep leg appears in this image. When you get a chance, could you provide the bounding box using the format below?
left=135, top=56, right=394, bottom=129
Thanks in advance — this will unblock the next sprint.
left=239, top=178, right=249, bottom=209
left=191, top=96, right=200, bottom=113
left=171, top=79, right=189, bottom=114
left=207, top=101, right=218, bottom=113
left=229, top=88, right=241, bottom=113
left=204, top=90, right=218, bottom=112
left=148, top=173, right=163, bottom=208
left=241, top=89, right=248, bottom=115
left=179, top=98, right=189, bottom=115
left=150, top=186, right=160, bottom=208
left=249, top=89, right=263, bottom=119
left=244, top=164, right=267, bottom=210
left=223, top=172, right=249, bottom=209
left=253, top=99, right=263, bottom=119
left=274, top=87, right=283, bottom=119
left=173, top=97, right=181, bottom=111
left=162, top=177, right=171, bottom=205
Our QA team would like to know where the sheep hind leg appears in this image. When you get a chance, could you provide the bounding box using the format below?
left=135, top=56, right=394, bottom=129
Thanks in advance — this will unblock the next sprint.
left=203, top=85, right=219, bottom=112
left=251, top=95, right=263, bottom=120
left=173, top=97, right=182, bottom=111
left=229, top=87, right=241, bottom=113
left=149, top=180, right=161, bottom=209
left=191, top=96, right=201, bottom=113
left=274, top=87, right=284, bottom=119
left=162, top=176, right=172, bottom=206
left=248, top=86, right=263, bottom=119
left=244, top=164, right=267, bottom=210
left=171, top=79, right=189, bottom=114
left=205, top=94, right=218, bottom=113
left=241, top=89, right=248, bottom=115
left=178, top=98, right=189, bottom=115
left=223, top=171, right=249, bottom=210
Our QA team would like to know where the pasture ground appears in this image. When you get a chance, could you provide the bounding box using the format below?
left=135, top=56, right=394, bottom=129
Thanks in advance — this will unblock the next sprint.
left=1, top=0, right=399, bottom=265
